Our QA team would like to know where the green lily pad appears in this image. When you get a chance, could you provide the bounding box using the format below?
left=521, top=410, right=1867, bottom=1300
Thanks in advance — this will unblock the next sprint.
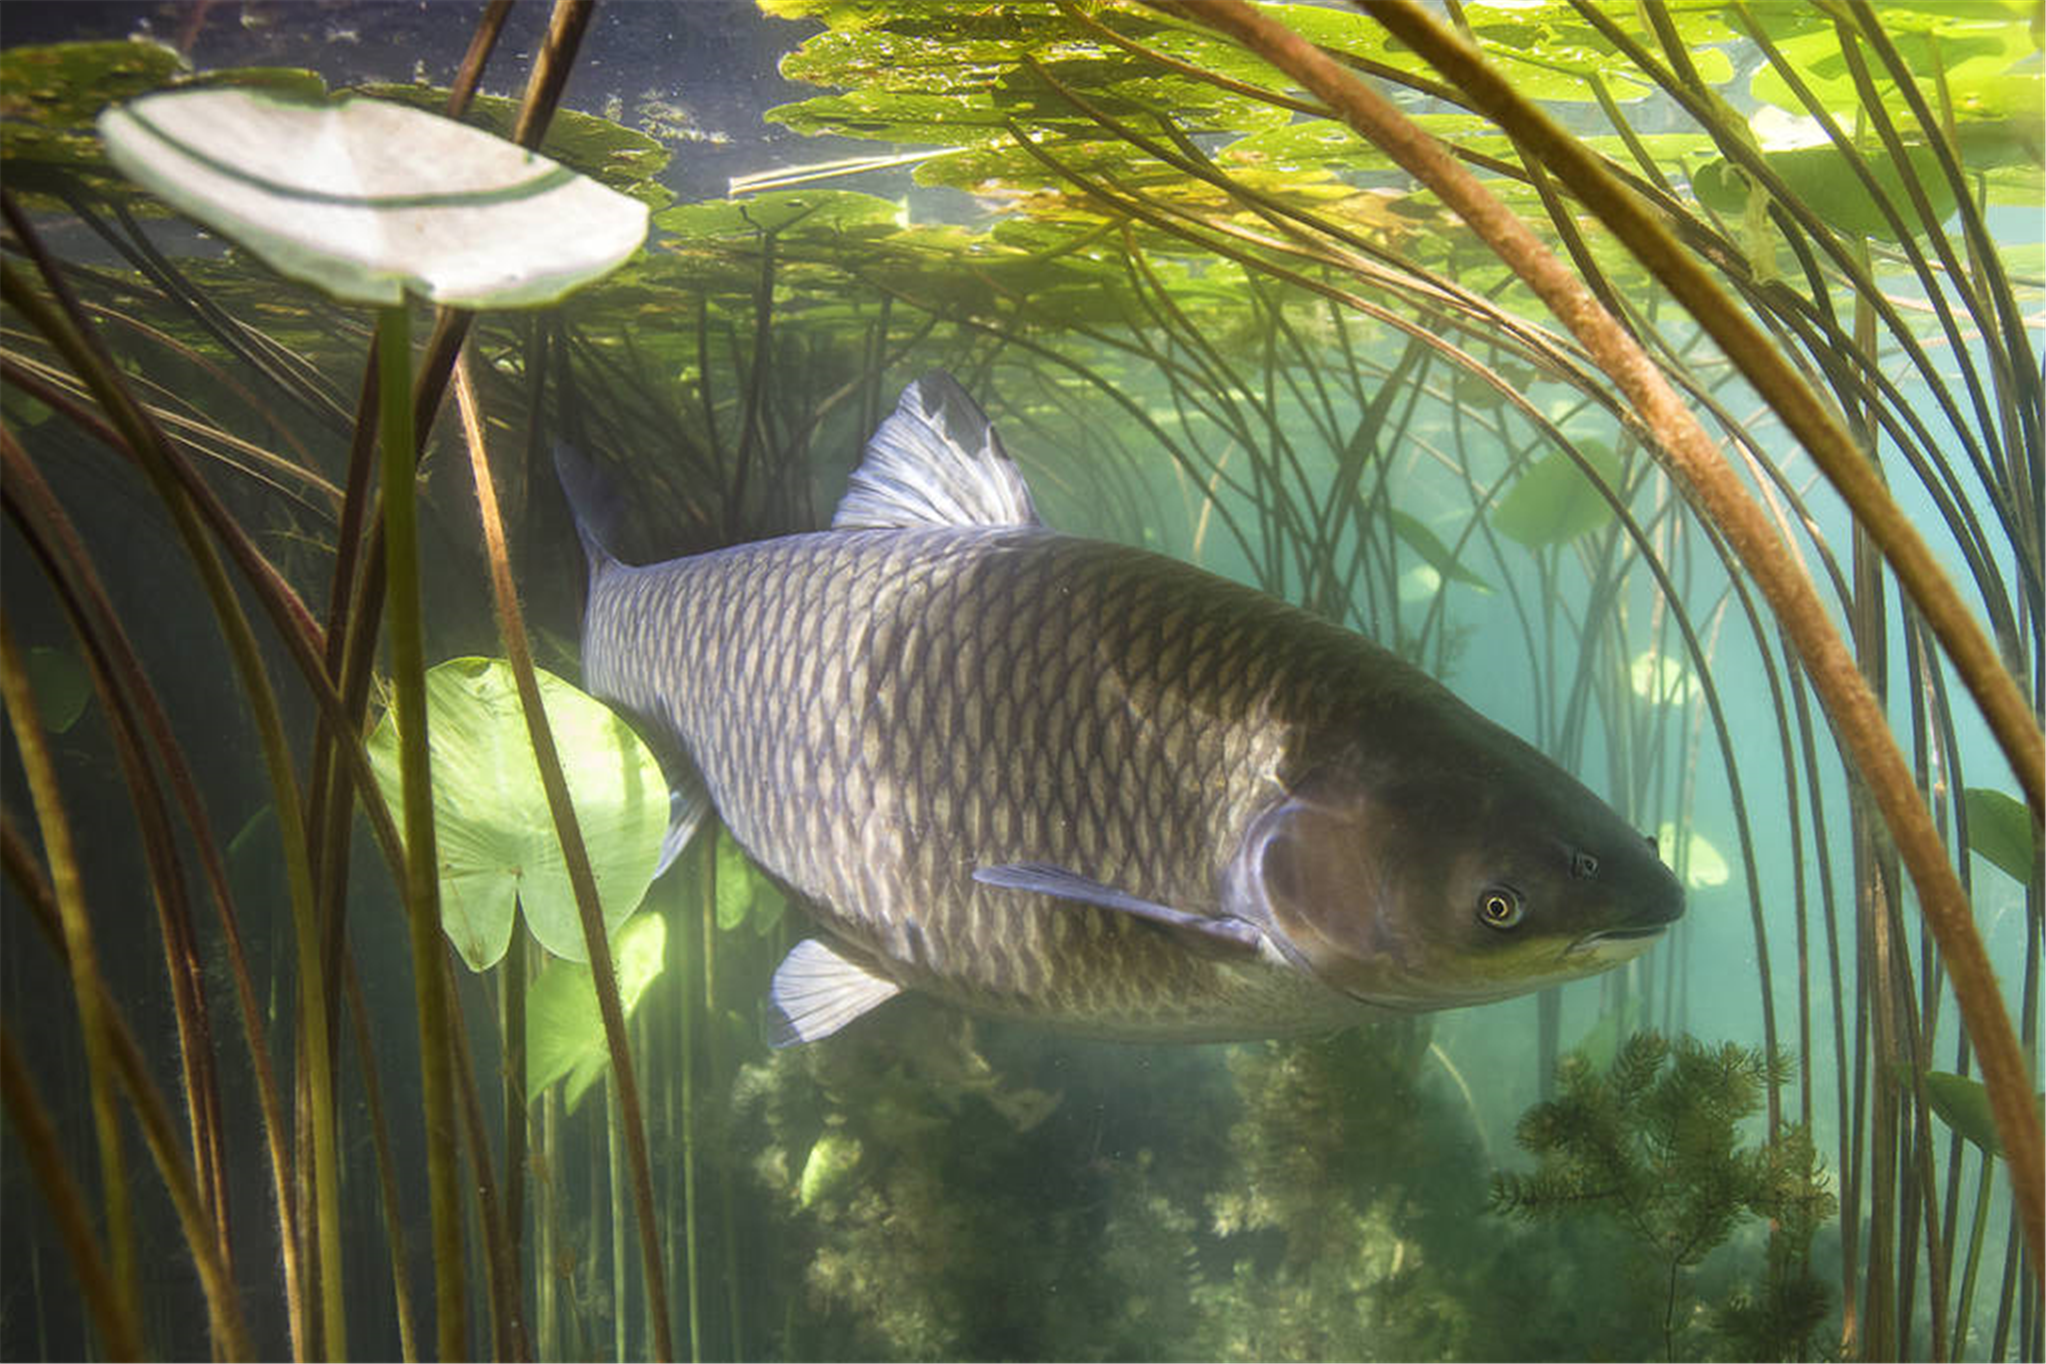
left=1963, top=787, right=2037, bottom=885
left=1491, top=443, right=1623, bottom=548
left=366, top=657, right=668, bottom=971
left=98, top=88, right=649, bottom=308
left=526, top=911, right=667, bottom=1113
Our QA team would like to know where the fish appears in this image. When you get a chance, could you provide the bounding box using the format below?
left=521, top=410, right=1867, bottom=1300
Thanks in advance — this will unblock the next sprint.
left=558, top=372, right=1684, bottom=1046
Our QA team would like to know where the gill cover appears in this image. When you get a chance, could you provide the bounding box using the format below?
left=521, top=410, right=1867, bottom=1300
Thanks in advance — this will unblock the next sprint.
left=1227, top=790, right=1393, bottom=999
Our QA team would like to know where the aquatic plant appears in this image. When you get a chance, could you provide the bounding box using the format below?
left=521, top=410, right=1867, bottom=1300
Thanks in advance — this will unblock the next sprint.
left=1491, top=1030, right=1835, bottom=1360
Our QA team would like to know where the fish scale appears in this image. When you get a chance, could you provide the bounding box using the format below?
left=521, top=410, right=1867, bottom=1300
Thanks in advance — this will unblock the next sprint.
left=562, top=372, right=1684, bottom=1045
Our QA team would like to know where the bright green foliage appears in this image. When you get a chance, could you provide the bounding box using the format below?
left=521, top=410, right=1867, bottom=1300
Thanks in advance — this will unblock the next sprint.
left=526, top=910, right=668, bottom=1112
left=1492, top=1031, right=1835, bottom=1361
left=1962, top=786, right=2038, bottom=884
left=365, top=657, right=669, bottom=970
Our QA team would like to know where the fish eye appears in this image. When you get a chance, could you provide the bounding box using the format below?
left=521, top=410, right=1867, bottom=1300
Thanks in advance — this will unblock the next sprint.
left=1478, top=884, right=1524, bottom=930
left=1570, top=849, right=1600, bottom=880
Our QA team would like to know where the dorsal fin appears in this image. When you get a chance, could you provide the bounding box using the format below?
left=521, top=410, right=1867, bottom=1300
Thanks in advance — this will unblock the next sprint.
left=832, top=371, right=1043, bottom=530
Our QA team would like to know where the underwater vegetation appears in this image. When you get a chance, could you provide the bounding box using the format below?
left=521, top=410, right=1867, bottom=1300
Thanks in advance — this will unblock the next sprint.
left=1, top=1, right=2041, bottom=1361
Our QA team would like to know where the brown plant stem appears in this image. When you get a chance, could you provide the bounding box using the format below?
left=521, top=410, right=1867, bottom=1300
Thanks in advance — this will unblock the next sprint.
left=453, top=349, right=677, bottom=1359
left=1146, top=0, right=2043, bottom=1264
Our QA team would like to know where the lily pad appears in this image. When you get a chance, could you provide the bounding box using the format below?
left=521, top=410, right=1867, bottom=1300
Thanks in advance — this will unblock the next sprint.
left=526, top=911, right=668, bottom=1113
left=1962, top=787, right=2037, bottom=885
left=98, top=88, right=649, bottom=308
left=366, top=657, right=668, bottom=971
left=1492, top=443, right=1623, bottom=548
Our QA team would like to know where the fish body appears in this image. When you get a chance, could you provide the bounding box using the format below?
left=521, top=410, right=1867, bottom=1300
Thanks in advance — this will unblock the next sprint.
left=562, top=373, right=1683, bottom=1045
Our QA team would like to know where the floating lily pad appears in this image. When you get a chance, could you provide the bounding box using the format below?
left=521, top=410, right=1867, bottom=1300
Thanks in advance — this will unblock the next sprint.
left=1492, top=443, right=1623, bottom=548
left=526, top=910, right=667, bottom=1113
left=1962, top=787, right=2037, bottom=885
left=98, top=88, right=649, bottom=308
left=366, top=657, right=668, bottom=971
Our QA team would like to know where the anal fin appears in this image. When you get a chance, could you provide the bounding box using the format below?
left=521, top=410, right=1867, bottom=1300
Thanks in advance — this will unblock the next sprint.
left=767, top=937, right=905, bottom=1047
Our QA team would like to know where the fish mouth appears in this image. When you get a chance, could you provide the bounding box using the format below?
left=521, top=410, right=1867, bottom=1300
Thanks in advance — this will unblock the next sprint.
left=1566, top=923, right=1670, bottom=958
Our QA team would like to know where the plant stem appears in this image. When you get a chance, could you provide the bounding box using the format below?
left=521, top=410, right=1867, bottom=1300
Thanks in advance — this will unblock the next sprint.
left=379, top=301, right=466, bottom=1361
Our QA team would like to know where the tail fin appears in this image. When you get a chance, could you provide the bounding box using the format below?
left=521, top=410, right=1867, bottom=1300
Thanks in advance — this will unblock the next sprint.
left=553, top=441, right=625, bottom=572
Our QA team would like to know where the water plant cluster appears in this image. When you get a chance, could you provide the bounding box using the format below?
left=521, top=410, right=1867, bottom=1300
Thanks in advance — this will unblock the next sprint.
left=1, top=1, right=2039, bottom=1360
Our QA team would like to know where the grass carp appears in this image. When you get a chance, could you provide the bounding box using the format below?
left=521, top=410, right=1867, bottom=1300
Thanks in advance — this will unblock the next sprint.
left=559, top=373, right=1684, bottom=1045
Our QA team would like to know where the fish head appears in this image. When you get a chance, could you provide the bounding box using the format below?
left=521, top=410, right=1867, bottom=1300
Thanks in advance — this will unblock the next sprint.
left=1227, top=714, right=1685, bottom=1010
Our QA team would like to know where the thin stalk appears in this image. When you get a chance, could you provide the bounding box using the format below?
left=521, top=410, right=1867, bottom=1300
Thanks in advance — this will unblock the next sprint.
left=379, top=301, right=465, bottom=1362
left=452, top=346, right=676, bottom=1360
left=341, top=960, right=420, bottom=1363
left=0, top=1027, right=145, bottom=1361
left=0, top=598, right=138, bottom=1344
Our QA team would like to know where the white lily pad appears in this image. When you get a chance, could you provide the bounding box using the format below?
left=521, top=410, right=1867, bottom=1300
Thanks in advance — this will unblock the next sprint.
left=526, top=911, right=668, bottom=1113
left=366, top=657, right=668, bottom=971
left=98, top=88, right=648, bottom=308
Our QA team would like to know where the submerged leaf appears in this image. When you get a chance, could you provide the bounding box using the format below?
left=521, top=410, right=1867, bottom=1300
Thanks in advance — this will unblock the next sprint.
left=526, top=911, right=668, bottom=1112
left=1923, top=1070, right=2002, bottom=1155
left=1491, top=444, right=1623, bottom=548
left=1656, top=821, right=1730, bottom=889
left=715, top=827, right=788, bottom=934
left=365, top=658, right=668, bottom=971
left=1388, top=509, right=1490, bottom=593
left=25, top=645, right=89, bottom=734
left=1629, top=649, right=1701, bottom=707
left=1694, top=142, right=1957, bottom=242
left=1962, top=787, right=2037, bottom=885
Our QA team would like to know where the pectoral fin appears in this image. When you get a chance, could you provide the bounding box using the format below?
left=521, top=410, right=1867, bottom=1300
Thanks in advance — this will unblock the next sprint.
left=767, top=937, right=905, bottom=1047
left=974, top=862, right=1262, bottom=957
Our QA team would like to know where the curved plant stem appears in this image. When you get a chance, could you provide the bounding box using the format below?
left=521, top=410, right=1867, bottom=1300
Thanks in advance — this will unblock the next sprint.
left=0, top=1026, right=145, bottom=1361
left=378, top=301, right=465, bottom=1362
left=1147, top=0, right=2044, bottom=1261
left=453, top=350, right=676, bottom=1360
left=0, top=620, right=138, bottom=1349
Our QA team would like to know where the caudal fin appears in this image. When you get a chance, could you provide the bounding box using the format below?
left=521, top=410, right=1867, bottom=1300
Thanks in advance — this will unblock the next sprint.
left=553, top=441, right=625, bottom=571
